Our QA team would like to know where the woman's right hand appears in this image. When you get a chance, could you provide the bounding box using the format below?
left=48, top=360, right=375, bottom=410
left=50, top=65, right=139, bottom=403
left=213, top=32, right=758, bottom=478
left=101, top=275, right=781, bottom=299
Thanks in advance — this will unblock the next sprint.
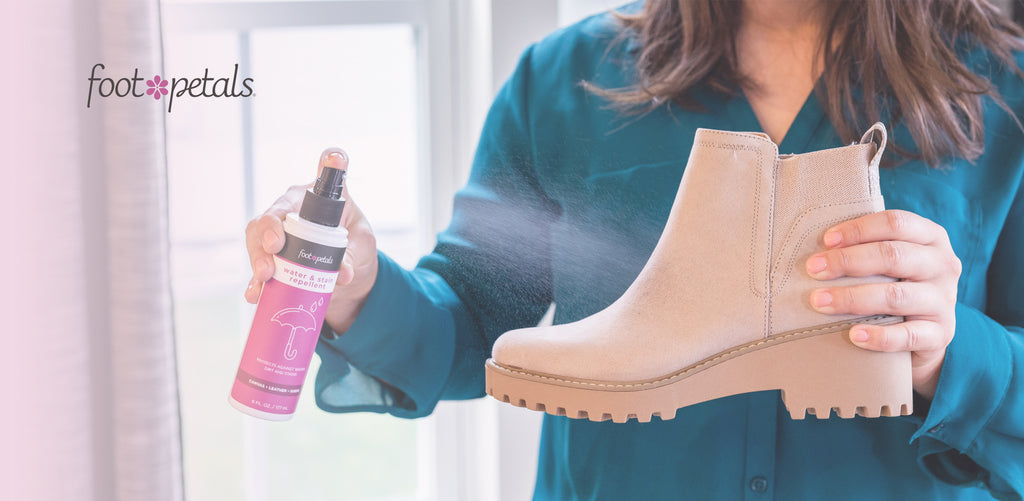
left=244, top=147, right=379, bottom=334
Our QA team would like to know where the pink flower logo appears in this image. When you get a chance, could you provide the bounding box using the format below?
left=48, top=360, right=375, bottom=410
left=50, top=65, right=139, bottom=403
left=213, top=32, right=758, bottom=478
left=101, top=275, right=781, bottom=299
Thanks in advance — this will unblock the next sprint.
left=146, top=75, right=169, bottom=100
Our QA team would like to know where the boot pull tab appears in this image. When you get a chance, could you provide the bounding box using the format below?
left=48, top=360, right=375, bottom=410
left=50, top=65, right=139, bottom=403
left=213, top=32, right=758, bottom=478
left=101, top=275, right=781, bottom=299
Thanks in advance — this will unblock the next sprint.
left=858, top=122, right=888, bottom=165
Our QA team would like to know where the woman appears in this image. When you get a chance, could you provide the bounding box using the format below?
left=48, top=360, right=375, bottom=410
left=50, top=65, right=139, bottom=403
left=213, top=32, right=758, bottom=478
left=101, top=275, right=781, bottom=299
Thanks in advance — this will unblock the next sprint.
left=245, top=1, right=1024, bottom=499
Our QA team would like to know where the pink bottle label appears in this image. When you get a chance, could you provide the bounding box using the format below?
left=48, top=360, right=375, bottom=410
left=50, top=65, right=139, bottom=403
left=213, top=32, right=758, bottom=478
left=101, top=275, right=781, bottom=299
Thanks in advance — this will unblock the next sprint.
left=232, top=234, right=345, bottom=416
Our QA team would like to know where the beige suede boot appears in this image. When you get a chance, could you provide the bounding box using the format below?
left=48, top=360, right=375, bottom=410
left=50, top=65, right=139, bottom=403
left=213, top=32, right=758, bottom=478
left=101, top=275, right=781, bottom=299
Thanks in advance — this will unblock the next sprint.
left=486, top=123, right=912, bottom=423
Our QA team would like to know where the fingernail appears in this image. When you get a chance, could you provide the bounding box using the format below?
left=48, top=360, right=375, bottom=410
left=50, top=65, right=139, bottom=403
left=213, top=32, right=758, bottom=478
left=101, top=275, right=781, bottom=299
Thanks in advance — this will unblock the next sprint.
left=263, top=230, right=279, bottom=248
left=245, top=278, right=258, bottom=300
left=321, top=148, right=349, bottom=169
left=823, top=230, right=842, bottom=247
left=811, top=289, right=833, bottom=311
left=850, top=328, right=870, bottom=343
left=806, top=255, right=828, bottom=274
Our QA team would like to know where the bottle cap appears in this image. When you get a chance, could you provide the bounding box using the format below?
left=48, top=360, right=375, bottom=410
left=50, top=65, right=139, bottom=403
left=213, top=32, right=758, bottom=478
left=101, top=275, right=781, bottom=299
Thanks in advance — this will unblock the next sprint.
left=298, top=166, right=346, bottom=227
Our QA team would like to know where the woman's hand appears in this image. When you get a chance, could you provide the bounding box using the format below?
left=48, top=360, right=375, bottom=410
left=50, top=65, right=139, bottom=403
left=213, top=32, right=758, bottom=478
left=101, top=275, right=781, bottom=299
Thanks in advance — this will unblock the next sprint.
left=244, top=147, right=379, bottom=334
left=805, top=209, right=962, bottom=400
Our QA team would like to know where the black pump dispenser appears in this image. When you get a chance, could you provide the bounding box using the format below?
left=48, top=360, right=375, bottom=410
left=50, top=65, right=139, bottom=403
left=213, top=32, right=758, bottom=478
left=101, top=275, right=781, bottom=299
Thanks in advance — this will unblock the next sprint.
left=298, top=167, right=346, bottom=227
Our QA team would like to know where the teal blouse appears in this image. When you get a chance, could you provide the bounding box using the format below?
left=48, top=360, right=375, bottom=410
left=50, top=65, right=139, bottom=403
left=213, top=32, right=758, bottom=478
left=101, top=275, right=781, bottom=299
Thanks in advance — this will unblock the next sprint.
left=313, top=8, right=1024, bottom=501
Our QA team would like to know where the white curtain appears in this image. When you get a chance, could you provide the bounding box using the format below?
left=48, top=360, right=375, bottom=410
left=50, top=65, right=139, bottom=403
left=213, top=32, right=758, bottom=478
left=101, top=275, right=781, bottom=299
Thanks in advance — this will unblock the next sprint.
left=1, top=0, right=183, bottom=500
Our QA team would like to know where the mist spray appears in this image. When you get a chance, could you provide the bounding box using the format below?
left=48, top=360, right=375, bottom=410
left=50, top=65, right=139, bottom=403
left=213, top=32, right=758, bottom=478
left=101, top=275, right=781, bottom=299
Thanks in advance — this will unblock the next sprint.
left=230, top=166, right=348, bottom=421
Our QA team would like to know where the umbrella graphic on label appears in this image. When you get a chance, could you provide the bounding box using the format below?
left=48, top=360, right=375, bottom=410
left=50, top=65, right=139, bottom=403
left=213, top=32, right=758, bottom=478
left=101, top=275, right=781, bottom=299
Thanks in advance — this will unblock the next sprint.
left=270, top=301, right=320, bottom=360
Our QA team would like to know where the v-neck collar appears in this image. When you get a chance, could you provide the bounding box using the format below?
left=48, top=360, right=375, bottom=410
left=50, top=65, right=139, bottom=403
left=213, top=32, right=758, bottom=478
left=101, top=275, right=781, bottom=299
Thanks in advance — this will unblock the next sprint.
left=724, top=87, right=828, bottom=154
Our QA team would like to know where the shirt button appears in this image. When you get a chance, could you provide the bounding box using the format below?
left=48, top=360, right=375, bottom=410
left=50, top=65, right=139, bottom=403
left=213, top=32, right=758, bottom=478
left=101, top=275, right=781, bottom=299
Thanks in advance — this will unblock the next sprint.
left=749, top=476, right=769, bottom=493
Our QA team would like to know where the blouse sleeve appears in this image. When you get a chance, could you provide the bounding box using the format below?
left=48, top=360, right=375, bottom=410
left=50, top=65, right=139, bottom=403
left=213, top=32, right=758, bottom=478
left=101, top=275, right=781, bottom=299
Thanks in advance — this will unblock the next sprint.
left=910, top=171, right=1024, bottom=500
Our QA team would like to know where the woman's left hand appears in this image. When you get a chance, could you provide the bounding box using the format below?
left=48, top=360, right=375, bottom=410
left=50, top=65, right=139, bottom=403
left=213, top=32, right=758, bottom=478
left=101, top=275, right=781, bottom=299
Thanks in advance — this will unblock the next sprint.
left=805, top=209, right=962, bottom=400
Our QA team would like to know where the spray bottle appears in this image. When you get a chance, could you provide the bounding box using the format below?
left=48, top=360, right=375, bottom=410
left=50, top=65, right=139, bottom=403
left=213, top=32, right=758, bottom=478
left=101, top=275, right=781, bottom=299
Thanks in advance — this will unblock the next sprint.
left=230, top=163, right=348, bottom=421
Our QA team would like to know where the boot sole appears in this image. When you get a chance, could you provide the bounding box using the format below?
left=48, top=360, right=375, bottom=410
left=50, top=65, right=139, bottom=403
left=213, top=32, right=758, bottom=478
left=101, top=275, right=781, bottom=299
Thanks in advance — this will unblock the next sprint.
left=485, top=315, right=912, bottom=423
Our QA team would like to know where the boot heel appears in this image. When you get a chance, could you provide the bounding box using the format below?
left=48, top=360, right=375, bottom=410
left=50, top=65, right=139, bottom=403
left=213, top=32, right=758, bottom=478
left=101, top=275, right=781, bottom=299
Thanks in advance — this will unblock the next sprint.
left=775, top=329, right=913, bottom=420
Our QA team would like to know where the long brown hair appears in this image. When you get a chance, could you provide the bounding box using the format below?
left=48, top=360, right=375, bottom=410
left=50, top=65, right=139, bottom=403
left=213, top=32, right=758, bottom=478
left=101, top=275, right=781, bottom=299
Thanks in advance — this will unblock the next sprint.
left=587, top=0, right=1024, bottom=166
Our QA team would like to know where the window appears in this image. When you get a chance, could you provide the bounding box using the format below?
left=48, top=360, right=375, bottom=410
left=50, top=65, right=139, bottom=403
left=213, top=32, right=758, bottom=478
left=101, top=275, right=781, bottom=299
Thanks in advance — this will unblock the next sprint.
left=162, top=1, right=610, bottom=499
left=163, top=4, right=426, bottom=501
